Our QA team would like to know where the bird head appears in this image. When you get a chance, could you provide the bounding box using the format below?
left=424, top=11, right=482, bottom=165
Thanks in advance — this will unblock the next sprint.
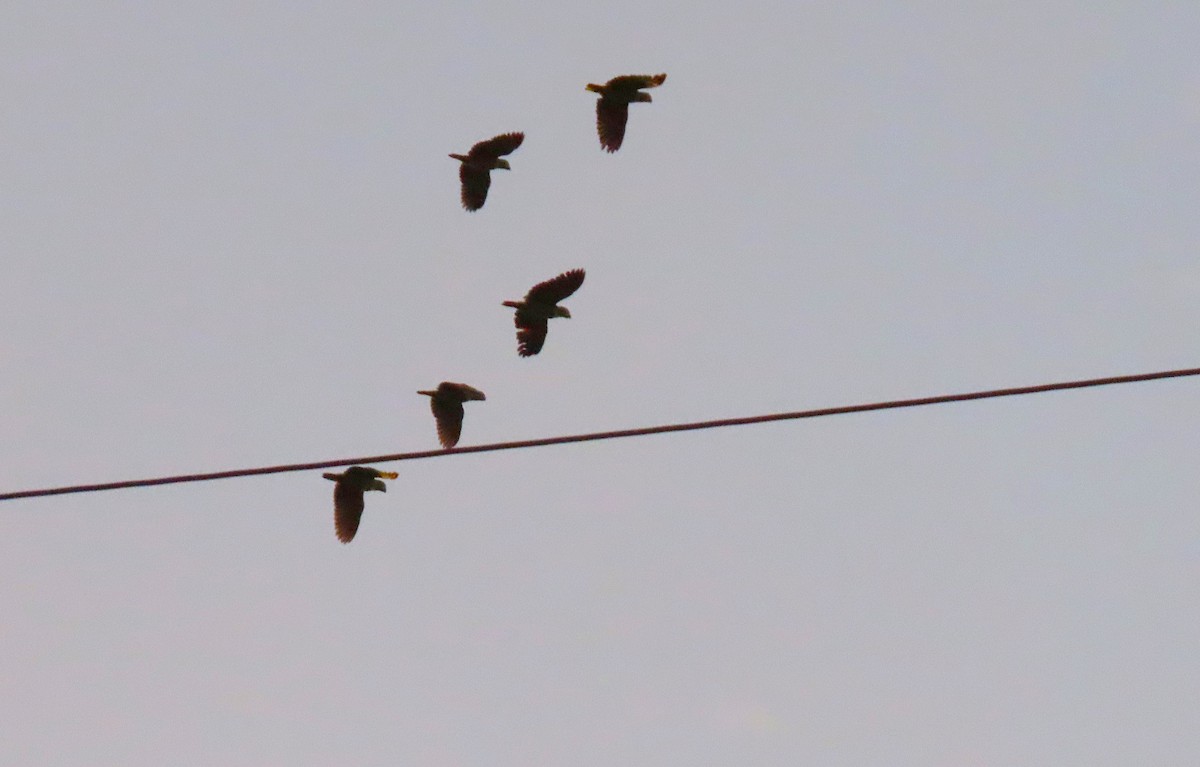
left=585, top=83, right=604, bottom=94
left=634, top=92, right=653, bottom=103
left=448, top=153, right=467, bottom=162
left=555, top=307, right=572, bottom=319
left=456, top=384, right=486, bottom=401
left=370, top=470, right=398, bottom=492
left=417, top=390, right=436, bottom=397
left=494, top=159, right=512, bottom=171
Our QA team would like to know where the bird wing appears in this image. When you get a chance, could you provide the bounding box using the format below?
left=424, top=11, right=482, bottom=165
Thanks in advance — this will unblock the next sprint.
left=605, top=73, right=667, bottom=92
left=469, top=132, right=525, bottom=160
left=333, top=483, right=366, bottom=543
left=430, top=398, right=465, bottom=449
left=514, top=314, right=549, bottom=357
left=525, top=269, right=586, bottom=305
left=595, top=98, right=629, bottom=152
left=459, top=164, right=491, bottom=211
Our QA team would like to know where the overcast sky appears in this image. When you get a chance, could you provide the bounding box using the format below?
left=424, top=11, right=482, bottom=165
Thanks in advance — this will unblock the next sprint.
left=3, top=2, right=1199, bottom=764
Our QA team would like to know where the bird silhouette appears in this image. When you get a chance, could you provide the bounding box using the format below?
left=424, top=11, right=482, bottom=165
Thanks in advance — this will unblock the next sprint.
left=585, top=74, right=666, bottom=152
left=417, top=382, right=487, bottom=448
left=322, top=466, right=398, bottom=543
left=502, top=269, right=586, bottom=357
left=449, top=132, right=525, bottom=210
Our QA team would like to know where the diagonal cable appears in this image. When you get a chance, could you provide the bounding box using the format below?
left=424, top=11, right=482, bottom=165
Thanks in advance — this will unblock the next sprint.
left=2, top=366, right=1198, bottom=502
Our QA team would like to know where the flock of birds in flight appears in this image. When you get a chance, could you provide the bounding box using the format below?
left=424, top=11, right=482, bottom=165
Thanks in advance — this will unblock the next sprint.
left=322, top=73, right=668, bottom=543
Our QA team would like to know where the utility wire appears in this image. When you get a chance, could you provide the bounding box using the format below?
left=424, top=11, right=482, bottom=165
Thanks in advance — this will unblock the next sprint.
left=3, top=366, right=1198, bottom=502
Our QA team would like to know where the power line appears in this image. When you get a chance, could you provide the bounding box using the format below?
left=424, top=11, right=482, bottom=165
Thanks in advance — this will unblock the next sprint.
left=3, top=366, right=1197, bottom=502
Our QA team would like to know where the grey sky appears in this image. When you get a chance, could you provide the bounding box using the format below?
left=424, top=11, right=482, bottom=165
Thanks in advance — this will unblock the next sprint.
left=3, top=2, right=1199, bottom=764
